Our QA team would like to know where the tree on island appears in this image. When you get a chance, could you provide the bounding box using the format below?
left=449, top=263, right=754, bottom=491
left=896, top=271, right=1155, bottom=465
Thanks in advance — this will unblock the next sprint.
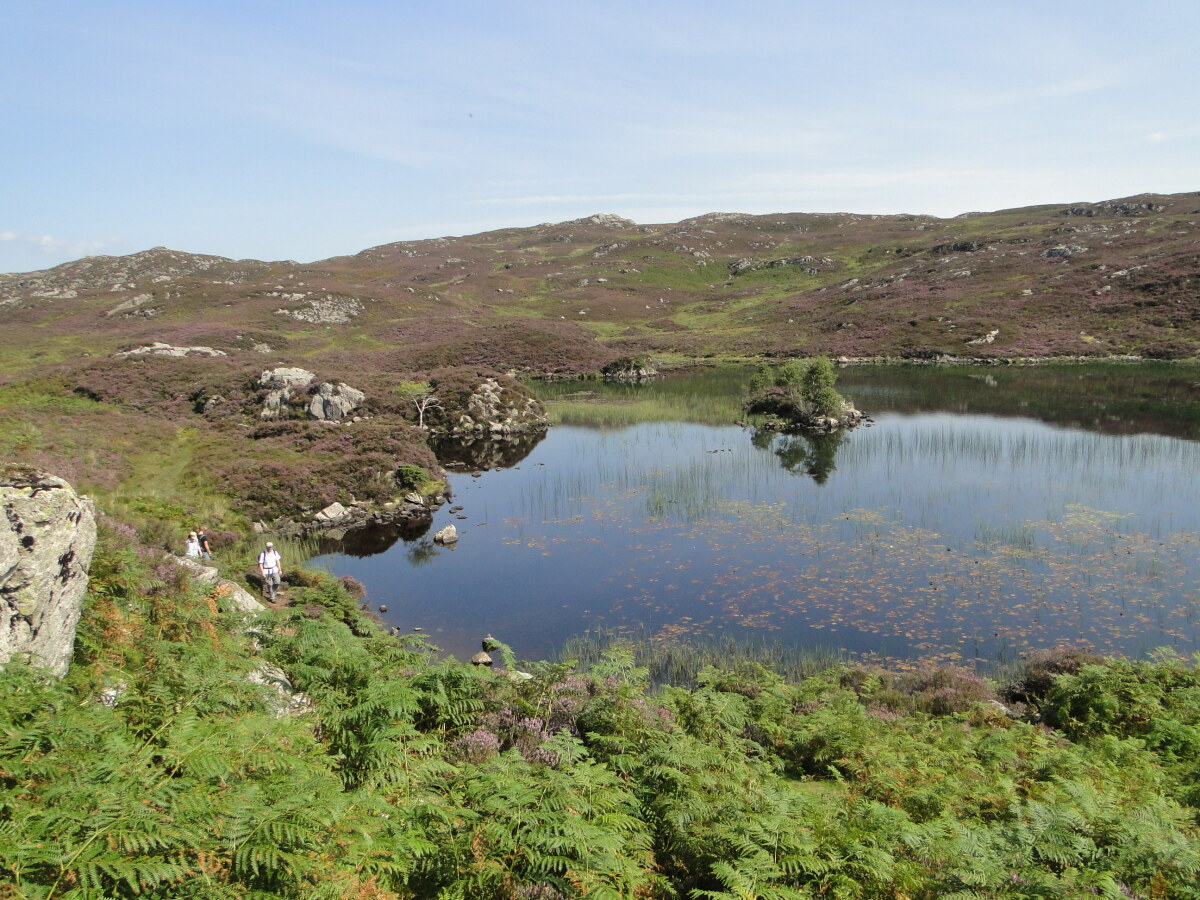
left=744, top=356, right=861, bottom=431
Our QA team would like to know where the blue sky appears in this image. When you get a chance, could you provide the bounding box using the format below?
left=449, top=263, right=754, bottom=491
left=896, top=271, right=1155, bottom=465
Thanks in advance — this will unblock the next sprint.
left=3, top=0, right=1197, bottom=274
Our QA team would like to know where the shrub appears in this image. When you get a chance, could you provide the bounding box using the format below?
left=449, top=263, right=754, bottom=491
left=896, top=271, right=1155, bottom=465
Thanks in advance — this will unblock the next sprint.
left=1041, top=659, right=1168, bottom=739
left=396, top=463, right=429, bottom=489
left=1001, top=646, right=1106, bottom=705
left=743, top=356, right=848, bottom=423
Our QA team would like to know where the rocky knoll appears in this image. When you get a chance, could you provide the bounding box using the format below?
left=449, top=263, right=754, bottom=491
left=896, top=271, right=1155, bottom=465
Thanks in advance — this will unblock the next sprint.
left=429, top=369, right=549, bottom=436
left=1, top=468, right=97, bottom=676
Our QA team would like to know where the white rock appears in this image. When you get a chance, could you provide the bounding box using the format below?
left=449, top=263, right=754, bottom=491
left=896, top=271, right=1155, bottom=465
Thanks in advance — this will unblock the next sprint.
left=315, top=502, right=349, bottom=522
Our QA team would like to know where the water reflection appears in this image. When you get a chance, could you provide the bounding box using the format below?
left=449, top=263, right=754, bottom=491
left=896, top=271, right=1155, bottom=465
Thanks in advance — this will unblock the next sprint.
left=431, top=430, right=546, bottom=472
left=312, top=518, right=430, bottom=558
left=757, top=429, right=845, bottom=484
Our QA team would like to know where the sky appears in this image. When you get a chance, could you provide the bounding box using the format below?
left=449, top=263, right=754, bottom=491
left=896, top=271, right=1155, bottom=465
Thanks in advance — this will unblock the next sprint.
left=3, top=0, right=1198, bottom=274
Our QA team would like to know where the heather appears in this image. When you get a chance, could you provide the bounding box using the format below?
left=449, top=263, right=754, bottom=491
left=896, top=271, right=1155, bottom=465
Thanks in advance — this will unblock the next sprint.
left=4, top=194, right=1198, bottom=382
left=0, top=362, right=447, bottom=536
left=2, top=528, right=1198, bottom=898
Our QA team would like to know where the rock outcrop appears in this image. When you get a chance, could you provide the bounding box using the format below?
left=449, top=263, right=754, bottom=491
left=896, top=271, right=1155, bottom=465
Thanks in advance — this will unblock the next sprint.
left=172, top=555, right=266, bottom=616
left=117, top=342, right=227, bottom=358
left=258, top=368, right=365, bottom=421
left=307, top=382, right=365, bottom=421
left=259, top=366, right=316, bottom=420
left=435, top=374, right=549, bottom=436
left=1, top=469, right=97, bottom=676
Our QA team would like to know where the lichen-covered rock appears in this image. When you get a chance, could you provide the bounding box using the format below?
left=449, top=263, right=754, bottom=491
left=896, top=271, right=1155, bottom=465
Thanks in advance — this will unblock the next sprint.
left=307, top=382, right=365, bottom=420
left=259, top=366, right=315, bottom=420
left=117, top=342, right=226, bottom=358
left=1, top=468, right=97, bottom=676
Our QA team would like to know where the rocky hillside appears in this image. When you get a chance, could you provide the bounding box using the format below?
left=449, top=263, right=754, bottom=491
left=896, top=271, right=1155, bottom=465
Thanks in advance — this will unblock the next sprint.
left=2, top=193, right=1198, bottom=378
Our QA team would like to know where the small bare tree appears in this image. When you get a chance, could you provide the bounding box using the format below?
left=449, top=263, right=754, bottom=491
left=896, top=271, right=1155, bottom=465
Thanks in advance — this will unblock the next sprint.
left=396, top=380, right=442, bottom=430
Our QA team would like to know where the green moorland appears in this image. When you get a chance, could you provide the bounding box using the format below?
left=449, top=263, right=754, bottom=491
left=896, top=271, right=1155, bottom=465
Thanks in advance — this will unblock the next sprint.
left=3, top=525, right=1199, bottom=898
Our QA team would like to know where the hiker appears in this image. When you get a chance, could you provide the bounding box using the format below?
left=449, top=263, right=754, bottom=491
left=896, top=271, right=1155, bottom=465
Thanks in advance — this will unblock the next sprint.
left=257, top=541, right=283, bottom=601
left=184, top=532, right=201, bottom=558
left=196, top=527, right=213, bottom=560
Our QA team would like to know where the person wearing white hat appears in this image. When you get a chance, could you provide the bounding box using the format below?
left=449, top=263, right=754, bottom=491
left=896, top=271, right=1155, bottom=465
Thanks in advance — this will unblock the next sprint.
left=184, top=531, right=201, bottom=558
left=257, top=541, right=283, bottom=601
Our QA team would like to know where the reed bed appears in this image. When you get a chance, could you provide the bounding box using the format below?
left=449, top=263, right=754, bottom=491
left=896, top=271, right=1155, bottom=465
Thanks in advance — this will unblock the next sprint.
left=557, top=627, right=847, bottom=687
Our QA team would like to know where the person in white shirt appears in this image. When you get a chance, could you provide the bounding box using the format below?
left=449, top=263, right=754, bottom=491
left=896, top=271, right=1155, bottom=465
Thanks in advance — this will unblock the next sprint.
left=185, top=532, right=201, bottom=558
left=257, top=542, right=283, bottom=601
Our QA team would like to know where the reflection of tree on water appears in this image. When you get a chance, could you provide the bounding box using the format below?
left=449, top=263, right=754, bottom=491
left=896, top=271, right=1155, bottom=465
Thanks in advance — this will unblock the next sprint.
left=406, top=539, right=439, bottom=566
left=753, top=428, right=845, bottom=484
left=431, top=430, right=547, bottom=472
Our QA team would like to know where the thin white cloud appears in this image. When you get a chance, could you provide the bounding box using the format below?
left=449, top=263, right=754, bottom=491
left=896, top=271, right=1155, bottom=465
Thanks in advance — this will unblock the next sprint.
left=2, top=231, right=113, bottom=258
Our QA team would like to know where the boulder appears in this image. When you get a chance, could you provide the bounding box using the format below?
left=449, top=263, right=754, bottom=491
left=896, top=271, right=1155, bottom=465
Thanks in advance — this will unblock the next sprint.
left=171, top=555, right=265, bottom=615
left=209, top=580, right=267, bottom=615
left=314, top=501, right=349, bottom=523
left=1042, top=245, right=1086, bottom=259
left=434, top=524, right=458, bottom=544
left=1, top=469, right=97, bottom=676
left=307, top=382, right=365, bottom=421
left=259, top=366, right=315, bottom=420
left=246, top=663, right=313, bottom=717
left=260, top=366, right=317, bottom=390
left=174, top=556, right=220, bottom=583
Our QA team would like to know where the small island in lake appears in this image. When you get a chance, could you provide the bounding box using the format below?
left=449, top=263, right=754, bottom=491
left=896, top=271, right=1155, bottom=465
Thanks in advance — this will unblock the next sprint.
left=743, top=356, right=867, bottom=433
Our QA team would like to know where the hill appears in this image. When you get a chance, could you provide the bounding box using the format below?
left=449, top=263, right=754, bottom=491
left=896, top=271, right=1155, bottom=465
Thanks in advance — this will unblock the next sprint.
left=2, top=192, right=1198, bottom=380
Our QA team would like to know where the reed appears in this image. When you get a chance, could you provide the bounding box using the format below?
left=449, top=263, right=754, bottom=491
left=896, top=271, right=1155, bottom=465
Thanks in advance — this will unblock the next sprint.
left=534, top=368, right=755, bottom=427
left=556, top=627, right=846, bottom=687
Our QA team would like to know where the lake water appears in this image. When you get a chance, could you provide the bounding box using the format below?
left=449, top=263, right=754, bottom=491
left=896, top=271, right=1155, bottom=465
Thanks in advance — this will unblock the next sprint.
left=312, top=363, right=1200, bottom=668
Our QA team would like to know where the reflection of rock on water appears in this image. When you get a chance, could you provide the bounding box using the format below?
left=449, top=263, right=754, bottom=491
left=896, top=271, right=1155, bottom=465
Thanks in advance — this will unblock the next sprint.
left=313, top=517, right=431, bottom=558
left=432, top=430, right=547, bottom=472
